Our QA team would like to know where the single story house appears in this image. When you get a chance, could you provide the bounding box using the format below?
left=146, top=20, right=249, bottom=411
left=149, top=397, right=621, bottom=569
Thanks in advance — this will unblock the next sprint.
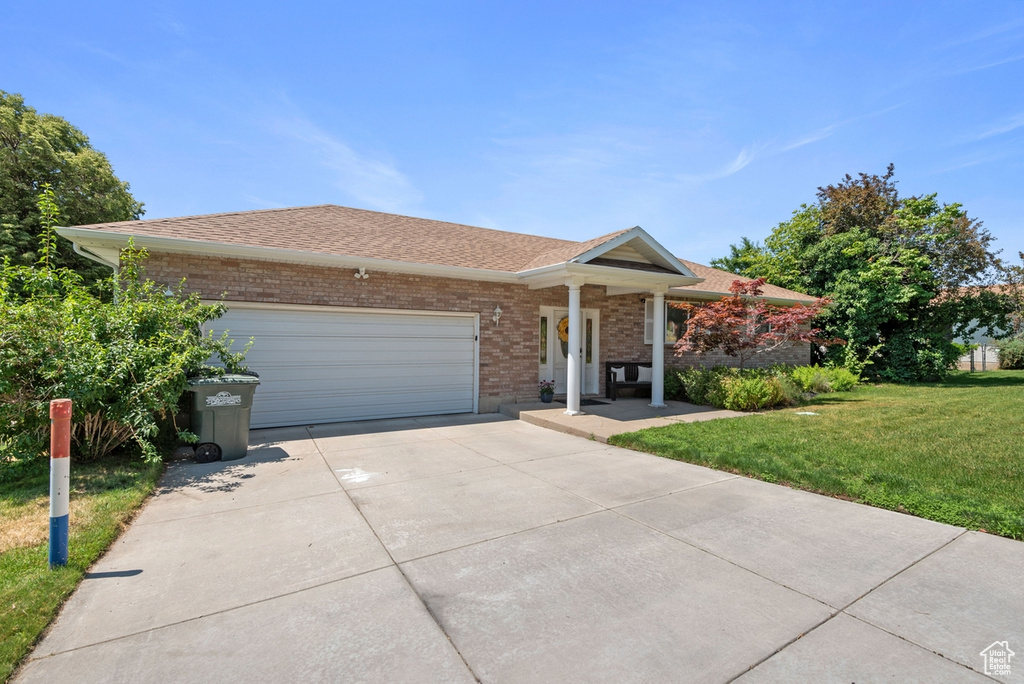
left=58, top=205, right=815, bottom=428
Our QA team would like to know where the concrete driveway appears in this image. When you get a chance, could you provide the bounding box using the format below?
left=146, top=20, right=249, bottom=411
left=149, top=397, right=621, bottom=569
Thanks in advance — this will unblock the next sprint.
left=17, top=414, right=1023, bottom=683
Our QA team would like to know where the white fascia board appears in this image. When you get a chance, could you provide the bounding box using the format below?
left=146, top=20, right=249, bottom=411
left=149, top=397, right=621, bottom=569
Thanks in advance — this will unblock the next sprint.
left=56, top=228, right=521, bottom=284
left=566, top=262, right=701, bottom=287
left=668, top=287, right=816, bottom=306
left=569, top=226, right=699, bottom=278
left=605, top=286, right=649, bottom=296
left=520, top=261, right=703, bottom=290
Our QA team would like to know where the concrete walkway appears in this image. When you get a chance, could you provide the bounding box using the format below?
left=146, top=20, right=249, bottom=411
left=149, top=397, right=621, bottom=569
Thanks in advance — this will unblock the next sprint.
left=501, top=397, right=746, bottom=442
left=16, top=414, right=1023, bottom=683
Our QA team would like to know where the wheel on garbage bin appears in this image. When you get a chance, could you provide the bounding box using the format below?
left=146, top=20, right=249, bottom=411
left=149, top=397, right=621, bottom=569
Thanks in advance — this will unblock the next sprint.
left=194, top=443, right=221, bottom=463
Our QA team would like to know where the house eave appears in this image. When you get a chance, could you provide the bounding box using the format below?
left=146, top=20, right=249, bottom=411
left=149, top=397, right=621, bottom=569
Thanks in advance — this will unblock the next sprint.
left=56, top=227, right=709, bottom=293
left=668, top=287, right=818, bottom=306
left=519, top=262, right=703, bottom=290
left=56, top=228, right=523, bottom=284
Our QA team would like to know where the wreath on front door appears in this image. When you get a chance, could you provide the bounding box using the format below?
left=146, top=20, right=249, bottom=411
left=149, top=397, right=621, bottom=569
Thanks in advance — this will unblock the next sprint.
left=557, top=316, right=569, bottom=358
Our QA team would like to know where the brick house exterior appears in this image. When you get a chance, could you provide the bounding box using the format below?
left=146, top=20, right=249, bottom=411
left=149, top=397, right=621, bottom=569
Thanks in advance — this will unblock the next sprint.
left=60, top=205, right=814, bottom=424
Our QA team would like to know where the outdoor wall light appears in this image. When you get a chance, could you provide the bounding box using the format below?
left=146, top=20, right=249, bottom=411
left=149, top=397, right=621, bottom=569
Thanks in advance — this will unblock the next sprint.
left=354, top=267, right=369, bottom=280
left=492, top=305, right=503, bottom=326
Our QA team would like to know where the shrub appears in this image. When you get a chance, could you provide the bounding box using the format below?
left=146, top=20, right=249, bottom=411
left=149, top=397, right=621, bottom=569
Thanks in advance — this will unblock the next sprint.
left=719, top=376, right=778, bottom=411
left=792, top=365, right=832, bottom=393
left=774, top=373, right=804, bottom=405
left=664, top=370, right=685, bottom=401
left=1, top=221, right=248, bottom=463
left=672, top=366, right=800, bottom=411
left=999, top=336, right=1024, bottom=370
left=676, top=366, right=731, bottom=405
left=824, top=367, right=859, bottom=391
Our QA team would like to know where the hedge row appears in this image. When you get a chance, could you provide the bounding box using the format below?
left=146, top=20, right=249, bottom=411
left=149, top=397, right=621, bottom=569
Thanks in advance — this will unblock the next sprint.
left=664, top=365, right=858, bottom=411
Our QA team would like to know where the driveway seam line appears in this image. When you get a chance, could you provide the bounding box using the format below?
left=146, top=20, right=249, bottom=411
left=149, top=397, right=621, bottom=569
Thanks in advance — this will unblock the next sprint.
left=839, top=612, right=1002, bottom=682
left=838, top=528, right=968, bottom=612
left=503, top=456, right=737, bottom=509
left=721, top=611, right=840, bottom=683
left=832, top=529, right=999, bottom=679
left=24, top=562, right=398, bottom=661
left=608, top=503, right=835, bottom=608
left=392, top=508, right=605, bottom=565
left=132, top=488, right=345, bottom=526
left=313, top=428, right=483, bottom=683
left=504, top=453, right=835, bottom=609
left=499, top=457, right=832, bottom=606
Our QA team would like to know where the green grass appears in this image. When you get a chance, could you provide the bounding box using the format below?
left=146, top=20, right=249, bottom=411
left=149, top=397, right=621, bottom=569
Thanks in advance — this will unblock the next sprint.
left=0, top=455, right=163, bottom=681
left=610, top=370, right=1024, bottom=539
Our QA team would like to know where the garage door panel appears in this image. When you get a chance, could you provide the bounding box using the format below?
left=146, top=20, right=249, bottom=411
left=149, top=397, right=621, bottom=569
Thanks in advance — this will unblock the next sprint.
left=209, top=307, right=477, bottom=428
left=231, top=338, right=474, bottom=361
left=252, top=373, right=474, bottom=397
left=252, top=392, right=474, bottom=426
left=260, top=366, right=475, bottom=387
left=216, top=311, right=471, bottom=337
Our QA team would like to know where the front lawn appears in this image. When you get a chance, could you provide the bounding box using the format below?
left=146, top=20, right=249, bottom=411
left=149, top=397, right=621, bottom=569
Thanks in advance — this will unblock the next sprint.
left=609, top=370, right=1024, bottom=539
left=0, top=455, right=163, bottom=680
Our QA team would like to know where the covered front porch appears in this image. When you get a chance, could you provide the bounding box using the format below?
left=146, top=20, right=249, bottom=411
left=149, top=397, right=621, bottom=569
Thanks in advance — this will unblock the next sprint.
left=517, top=226, right=704, bottom=417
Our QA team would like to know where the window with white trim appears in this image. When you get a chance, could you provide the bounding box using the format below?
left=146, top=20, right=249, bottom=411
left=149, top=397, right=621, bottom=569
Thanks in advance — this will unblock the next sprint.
left=644, top=300, right=690, bottom=345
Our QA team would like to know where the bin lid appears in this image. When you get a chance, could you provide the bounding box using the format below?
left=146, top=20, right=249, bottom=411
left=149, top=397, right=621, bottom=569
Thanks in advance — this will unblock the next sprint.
left=188, top=374, right=261, bottom=386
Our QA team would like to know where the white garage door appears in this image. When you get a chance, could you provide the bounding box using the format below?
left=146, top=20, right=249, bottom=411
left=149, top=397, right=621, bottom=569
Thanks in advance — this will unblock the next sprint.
left=208, top=305, right=478, bottom=428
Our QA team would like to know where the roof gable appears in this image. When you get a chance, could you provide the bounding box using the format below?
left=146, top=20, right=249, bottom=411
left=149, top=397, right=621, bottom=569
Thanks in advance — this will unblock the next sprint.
left=518, top=226, right=697, bottom=278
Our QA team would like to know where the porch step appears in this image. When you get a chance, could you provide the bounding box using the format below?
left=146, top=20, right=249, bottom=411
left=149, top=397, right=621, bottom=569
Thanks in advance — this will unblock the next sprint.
left=498, top=402, right=608, bottom=443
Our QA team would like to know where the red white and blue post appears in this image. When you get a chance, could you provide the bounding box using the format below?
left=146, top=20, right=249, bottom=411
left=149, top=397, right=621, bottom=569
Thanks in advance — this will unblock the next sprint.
left=49, top=399, right=72, bottom=568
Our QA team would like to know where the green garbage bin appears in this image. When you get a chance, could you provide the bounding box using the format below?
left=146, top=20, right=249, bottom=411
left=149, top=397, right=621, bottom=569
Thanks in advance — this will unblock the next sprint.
left=187, top=374, right=261, bottom=462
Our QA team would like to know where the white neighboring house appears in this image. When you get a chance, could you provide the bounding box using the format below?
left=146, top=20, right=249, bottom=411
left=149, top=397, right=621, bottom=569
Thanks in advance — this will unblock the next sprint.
left=956, top=320, right=1003, bottom=371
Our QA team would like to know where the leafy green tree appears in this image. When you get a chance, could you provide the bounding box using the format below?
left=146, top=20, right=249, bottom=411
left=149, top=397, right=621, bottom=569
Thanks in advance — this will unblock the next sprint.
left=716, top=165, right=1013, bottom=381
left=0, top=91, right=143, bottom=280
left=0, top=189, right=246, bottom=463
left=710, top=237, right=762, bottom=275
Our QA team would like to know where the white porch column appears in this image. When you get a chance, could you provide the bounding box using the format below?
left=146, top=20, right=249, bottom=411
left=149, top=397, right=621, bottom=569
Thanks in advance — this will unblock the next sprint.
left=650, top=290, right=667, bottom=408
left=565, top=280, right=583, bottom=415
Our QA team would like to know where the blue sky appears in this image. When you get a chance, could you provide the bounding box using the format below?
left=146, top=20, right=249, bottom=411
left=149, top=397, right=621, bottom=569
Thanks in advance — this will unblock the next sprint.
left=3, top=1, right=1023, bottom=266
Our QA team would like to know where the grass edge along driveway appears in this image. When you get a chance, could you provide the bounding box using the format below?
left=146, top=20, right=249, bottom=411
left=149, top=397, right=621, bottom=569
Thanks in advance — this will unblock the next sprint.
left=609, top=371, right=1024, bottom=540
left=0, top=456, right=163, bottom=681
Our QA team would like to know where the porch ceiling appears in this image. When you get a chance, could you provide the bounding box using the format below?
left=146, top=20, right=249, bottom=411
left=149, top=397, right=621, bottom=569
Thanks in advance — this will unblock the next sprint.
left=518, top=262, right=703, bottom=292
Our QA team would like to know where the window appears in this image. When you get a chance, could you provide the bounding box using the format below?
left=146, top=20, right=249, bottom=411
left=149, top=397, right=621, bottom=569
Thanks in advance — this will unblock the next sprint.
left=540, top=317, right=548, bottom=366
left=586, top=318, right=593, bottom=364
left=644, top=300, right=691, bottom=344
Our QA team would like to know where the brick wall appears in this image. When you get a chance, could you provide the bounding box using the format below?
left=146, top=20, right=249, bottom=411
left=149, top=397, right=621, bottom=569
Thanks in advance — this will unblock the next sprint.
left=144, top=253, right=809, bottom=410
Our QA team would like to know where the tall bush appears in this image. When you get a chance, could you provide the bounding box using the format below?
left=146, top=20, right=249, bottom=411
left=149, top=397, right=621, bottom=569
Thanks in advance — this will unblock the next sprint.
left=0, top=189, right=247, bottom=463
left=999, top=336, right=1024, bottom=369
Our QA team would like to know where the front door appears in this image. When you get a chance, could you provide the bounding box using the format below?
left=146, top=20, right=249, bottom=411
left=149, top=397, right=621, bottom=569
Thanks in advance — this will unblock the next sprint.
left=539, top=307, right=599, bottom=395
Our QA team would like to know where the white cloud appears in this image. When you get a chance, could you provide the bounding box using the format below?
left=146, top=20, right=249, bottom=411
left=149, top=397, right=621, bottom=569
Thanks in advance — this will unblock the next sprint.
left=949, top=52, right=1024, bottom=75
left=780, top=125, right=839, bottom=152
left=779, top=103, right=906, bottom=153
left=963, top=112, right=1024, bottom=142
left=676, top=143, right=768, bottom=182
left=272, top=115, right=423, bottom=212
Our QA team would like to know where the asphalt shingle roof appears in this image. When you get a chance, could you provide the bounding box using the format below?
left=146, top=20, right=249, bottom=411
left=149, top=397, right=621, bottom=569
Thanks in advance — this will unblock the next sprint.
left=72, top=204, right=816, bottom=301
left=73, top=204, right=583, bottom=273
left=674, top=260, right=816, bottom=302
